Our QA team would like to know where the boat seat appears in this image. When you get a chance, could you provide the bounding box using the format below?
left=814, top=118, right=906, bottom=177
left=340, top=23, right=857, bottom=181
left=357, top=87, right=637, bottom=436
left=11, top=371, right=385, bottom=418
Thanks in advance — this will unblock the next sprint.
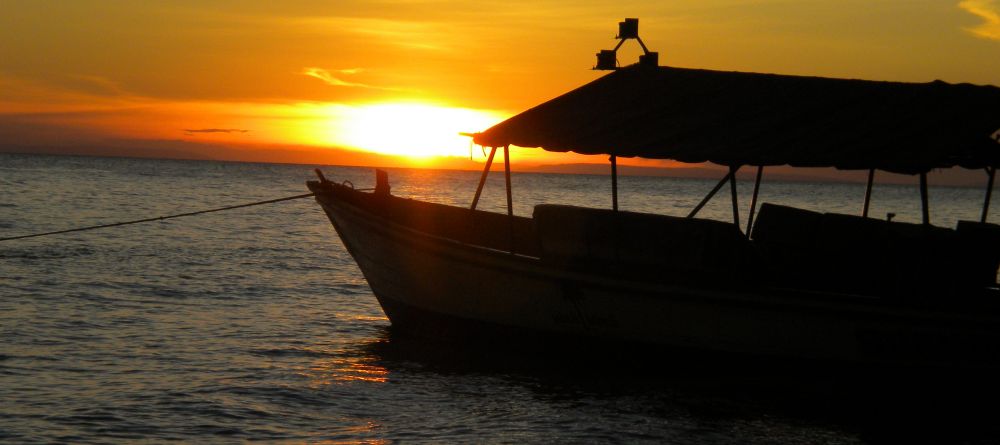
left=751, top=203, right=822, bottom=247
left=533, top=204, right=759, bottom=284
left=956, top=221, right=1000, bottom=287
left=752, top=202, right=977, bottom=296
left=823, top=214, right=959, bottom=295
left=750, top=203, right=823, bottom=289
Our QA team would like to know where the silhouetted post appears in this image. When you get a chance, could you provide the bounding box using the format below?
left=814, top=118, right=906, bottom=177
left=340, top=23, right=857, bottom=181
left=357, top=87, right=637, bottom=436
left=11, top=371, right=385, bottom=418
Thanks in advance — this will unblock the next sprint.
left=503, top=145, right=514, bottom=253
left=919, top=172, right=930, bottom=225
left=471, top=146, right=498, bottom=210
left=729, top=166, right=740, bottom=228
left=375, top=169, right=390, bottom=196
left=745, top=166, right=763, bottom=237
left=314, top=168, right=329, bottom=184
left=688, top=170, right=734, bottom=218
left=610, top=154, right=619, bottom=211
left=862, top=168, right=874, bottom=218
left=982, top=166, right=996, bottom=223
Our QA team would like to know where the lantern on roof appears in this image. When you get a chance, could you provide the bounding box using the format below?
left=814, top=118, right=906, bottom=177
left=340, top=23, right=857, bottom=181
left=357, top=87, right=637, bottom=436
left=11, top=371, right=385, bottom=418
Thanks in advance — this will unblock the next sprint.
left=594, top=18, right=659, bottom=70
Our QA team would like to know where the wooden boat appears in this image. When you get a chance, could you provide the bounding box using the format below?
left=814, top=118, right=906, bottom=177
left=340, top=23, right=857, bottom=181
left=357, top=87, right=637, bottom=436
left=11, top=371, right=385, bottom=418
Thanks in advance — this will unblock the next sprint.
left=309, top=20, right=1000, bottom=368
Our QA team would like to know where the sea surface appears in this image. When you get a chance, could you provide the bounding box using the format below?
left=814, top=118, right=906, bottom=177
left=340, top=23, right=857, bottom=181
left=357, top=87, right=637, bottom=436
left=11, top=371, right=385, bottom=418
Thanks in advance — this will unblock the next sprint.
left=1, top=153, right=998, bottom=444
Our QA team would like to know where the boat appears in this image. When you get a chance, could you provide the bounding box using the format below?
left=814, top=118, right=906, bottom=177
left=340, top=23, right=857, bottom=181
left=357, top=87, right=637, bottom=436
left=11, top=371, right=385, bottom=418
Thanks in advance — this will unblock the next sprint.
left=308, top=19, right=1000, bottom=368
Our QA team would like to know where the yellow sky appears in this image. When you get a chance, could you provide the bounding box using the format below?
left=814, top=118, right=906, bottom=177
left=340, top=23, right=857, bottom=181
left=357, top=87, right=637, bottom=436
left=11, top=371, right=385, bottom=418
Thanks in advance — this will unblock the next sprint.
left=2, top=1, right=999, bottom=167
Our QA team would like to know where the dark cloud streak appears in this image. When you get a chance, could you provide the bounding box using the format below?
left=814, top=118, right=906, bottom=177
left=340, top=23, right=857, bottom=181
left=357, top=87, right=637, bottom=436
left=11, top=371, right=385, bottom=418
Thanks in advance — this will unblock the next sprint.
left=183, top=128, right=249, bottom=134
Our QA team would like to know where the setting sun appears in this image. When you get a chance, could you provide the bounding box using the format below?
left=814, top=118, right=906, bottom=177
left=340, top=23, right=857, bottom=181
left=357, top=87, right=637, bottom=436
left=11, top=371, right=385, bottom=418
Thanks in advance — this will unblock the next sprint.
left=330, top=103, right=507, bottom=159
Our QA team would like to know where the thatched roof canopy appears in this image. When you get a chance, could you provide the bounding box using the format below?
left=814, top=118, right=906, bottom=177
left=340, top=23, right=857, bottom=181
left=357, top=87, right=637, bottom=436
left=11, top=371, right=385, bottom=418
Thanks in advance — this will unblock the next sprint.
left=473, top=65, right=1000, bottom=174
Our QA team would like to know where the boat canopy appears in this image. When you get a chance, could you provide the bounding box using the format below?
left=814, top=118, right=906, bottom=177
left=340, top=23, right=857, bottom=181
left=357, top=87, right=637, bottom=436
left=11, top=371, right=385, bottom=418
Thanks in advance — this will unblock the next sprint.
left=473, top=65, right=1000, bottom=175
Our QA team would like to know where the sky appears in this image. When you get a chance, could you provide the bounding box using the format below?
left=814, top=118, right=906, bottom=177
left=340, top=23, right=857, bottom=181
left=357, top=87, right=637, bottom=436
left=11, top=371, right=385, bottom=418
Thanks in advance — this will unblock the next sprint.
left=2, top=0, right=1000, bottom=169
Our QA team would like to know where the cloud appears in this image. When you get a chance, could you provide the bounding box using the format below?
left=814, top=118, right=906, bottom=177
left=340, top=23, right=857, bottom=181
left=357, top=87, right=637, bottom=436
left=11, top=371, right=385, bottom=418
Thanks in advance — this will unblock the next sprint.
left=336, top=68, right=364, bottom=75
left=959, top=0, right=1000, bottom=41
left=68, top=75, right=129, bottom=97
left=295, top=17, right=454, bottom=51
left=183, top=128, right=249, bottom=134
left=301, top=67, right=373, bottom=88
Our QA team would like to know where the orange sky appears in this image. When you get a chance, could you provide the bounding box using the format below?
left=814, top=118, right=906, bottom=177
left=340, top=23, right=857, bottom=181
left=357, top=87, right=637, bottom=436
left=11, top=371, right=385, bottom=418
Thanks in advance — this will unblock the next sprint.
left=2, top=1, right=1000, bottom=169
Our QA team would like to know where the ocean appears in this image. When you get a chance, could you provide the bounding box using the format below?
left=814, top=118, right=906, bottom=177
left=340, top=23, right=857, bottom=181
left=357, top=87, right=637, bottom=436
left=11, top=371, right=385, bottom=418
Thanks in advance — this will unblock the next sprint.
left=1, top=152, right=997, bottom=444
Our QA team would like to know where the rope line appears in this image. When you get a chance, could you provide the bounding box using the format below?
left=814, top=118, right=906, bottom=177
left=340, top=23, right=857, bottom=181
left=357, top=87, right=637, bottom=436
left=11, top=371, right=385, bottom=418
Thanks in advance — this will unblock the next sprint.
left=0, top=192, right=316, bottom=242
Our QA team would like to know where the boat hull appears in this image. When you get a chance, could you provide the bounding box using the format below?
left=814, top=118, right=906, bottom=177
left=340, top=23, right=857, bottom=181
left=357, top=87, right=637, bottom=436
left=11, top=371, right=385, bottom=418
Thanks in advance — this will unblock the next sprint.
left=309, top=181, right=1000, bottom=368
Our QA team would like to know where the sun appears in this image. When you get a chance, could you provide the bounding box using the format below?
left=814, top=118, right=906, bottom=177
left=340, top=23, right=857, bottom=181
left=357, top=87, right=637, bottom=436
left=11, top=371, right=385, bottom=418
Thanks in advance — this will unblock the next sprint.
left=332, top=102, right=507, bottom=158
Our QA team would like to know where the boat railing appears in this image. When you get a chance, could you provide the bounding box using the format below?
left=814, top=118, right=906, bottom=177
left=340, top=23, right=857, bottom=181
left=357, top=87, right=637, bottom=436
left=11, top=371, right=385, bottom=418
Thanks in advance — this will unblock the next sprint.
left=315, top=179, right=541, bottom=257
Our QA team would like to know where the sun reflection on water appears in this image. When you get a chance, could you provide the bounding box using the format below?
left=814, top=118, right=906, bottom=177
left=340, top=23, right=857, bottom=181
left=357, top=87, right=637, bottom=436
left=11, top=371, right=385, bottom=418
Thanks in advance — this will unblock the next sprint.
left=310, top=421, right=389, bottom=445
left=300, top=354, right=390, bottom=386
left=311, top=439, right=389, bottom=445
left=332, top=312, right=388, bottom=322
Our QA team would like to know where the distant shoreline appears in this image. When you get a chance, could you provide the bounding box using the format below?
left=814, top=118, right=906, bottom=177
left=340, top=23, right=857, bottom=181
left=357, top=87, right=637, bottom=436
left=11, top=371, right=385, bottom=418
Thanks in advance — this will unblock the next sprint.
left=1, top=146, right=991, bottom=188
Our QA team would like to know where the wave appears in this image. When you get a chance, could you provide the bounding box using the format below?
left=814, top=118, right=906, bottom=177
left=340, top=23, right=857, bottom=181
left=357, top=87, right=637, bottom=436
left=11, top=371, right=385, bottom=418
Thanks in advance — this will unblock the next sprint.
left=247, top=347, right=336, bottom=358
left=0, top=245, right=95, bottom=260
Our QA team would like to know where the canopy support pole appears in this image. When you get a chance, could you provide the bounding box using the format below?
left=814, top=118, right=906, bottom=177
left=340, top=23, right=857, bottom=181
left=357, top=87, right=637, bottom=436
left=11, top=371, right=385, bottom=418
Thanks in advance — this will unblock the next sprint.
left=470, top=146, right=497, bottom=210
left=862, top=169, right=875, bottom=218
left=983, top=167, right=996, bottom=223
left=503, top=145, right=514, bottom=253
left=610, top=154, right=618, bottom=211
left=919, top=172, right=930, bottom=225
left=729, top=166, right=741, bottom=228
left=745, top=166, right=763, bottom=237
left=688, top=170, right=734, bottom=219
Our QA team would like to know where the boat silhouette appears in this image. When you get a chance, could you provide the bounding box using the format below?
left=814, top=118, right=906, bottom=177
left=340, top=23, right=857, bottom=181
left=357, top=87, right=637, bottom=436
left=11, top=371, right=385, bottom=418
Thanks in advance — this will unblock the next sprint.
left=308, top=19, right=1000, bottom=369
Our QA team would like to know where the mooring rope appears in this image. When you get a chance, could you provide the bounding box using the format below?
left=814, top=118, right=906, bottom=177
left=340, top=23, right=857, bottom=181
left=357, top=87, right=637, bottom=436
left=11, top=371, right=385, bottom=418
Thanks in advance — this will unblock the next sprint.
left=0, top=192, right=316, bottom=242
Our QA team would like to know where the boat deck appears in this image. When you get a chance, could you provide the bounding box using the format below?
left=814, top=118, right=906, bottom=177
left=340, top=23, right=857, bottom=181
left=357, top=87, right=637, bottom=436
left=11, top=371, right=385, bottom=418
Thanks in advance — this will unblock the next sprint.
left=311, top=179, right=1000, bottom=303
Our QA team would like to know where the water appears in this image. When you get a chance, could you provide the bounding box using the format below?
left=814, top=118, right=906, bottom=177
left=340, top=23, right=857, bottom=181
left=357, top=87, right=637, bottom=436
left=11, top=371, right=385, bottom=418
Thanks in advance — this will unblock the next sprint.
left=1, top=153, right=996, bottom=444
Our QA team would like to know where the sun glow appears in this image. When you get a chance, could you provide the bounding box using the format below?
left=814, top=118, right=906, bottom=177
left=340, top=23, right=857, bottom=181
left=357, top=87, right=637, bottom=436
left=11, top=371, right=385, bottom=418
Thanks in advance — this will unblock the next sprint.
left=332, top=103, right=507, bottom=158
